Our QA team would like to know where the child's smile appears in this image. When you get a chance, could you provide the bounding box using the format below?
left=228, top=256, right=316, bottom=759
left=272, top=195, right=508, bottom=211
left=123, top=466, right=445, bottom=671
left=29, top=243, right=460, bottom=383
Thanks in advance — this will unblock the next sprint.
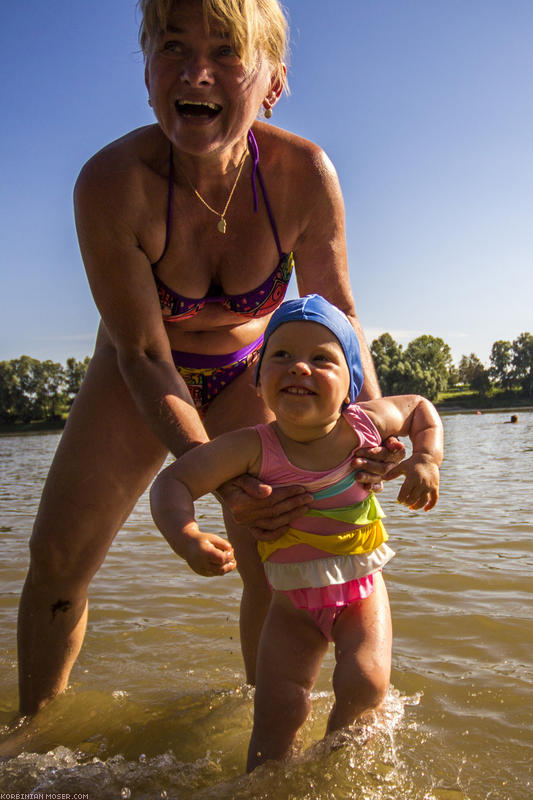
left=257, top=321, right=351, bottom=438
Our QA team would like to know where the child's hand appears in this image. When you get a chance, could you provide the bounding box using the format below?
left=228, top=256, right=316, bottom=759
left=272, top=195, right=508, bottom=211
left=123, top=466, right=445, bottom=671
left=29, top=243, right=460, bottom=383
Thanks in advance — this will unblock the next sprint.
left=182, top=529, right=237, bottom=577
left=385, top=453, right=440, bottom=511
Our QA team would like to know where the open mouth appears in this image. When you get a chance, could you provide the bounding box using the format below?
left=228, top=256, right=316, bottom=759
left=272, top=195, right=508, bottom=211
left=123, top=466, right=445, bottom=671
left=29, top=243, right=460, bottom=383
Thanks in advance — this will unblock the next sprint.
left=175, top=100, right=222, bottom=119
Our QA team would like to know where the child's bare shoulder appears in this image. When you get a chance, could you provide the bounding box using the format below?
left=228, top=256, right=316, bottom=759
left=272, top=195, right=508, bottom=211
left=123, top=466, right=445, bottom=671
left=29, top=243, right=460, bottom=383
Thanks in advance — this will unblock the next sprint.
left=211, top=426, right=263, bottom=475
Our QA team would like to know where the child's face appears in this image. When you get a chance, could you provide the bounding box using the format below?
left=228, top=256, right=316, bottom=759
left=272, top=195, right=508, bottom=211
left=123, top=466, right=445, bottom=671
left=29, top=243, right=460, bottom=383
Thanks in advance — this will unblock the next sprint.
left=257, top=321, right=351, bottom=428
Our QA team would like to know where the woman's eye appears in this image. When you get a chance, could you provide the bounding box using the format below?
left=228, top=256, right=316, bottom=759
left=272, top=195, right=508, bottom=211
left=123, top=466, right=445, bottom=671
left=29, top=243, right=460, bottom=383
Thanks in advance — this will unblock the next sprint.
left=162, top=40, right=183, bottom=54
left=217, top=44, right=241, bottom=62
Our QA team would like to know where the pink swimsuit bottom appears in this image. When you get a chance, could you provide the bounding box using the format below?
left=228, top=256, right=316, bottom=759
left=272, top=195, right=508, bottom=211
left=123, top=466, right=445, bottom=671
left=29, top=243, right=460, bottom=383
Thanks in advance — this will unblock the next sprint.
left=285, top=573, right=376, bottom=642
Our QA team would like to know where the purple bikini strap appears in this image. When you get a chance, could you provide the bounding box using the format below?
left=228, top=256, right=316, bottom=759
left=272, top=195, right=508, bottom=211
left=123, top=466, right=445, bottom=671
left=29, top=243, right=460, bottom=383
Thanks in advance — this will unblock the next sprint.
left=160, top=132, right=283, bottom=263
left=163, top=143, right=174, bottom=258
left=248, top=129, right=284, bottom=258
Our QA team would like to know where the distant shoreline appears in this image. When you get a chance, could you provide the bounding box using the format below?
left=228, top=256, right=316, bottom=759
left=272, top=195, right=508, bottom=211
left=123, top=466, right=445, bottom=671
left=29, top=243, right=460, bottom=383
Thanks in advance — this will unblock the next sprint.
left=0, top=419, right=66, bottom=435
left=1, top=403, right=532, bottom=435
left=437, top=405, right=533, bottom=416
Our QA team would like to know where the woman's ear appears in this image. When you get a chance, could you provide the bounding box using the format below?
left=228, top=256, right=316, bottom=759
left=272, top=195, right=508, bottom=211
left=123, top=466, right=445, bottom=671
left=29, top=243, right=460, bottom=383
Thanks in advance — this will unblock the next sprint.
left=263, top=64, right=287, bottom=115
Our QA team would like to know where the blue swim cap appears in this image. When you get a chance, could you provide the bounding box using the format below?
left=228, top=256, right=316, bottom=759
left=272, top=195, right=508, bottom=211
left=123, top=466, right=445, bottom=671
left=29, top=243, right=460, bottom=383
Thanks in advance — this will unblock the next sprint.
left=256, top=294, right=363, bottom=402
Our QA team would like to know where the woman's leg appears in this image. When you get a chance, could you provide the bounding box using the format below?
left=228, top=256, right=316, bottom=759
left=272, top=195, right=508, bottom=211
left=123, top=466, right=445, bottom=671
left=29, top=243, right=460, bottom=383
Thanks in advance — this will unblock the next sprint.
left=203, top=364, right=275, bottom=685
left=247, top=592, right=328, bottom=771
left=17, top=341, right=168, bottom=715
left=326, top=573, right=392, bottom=733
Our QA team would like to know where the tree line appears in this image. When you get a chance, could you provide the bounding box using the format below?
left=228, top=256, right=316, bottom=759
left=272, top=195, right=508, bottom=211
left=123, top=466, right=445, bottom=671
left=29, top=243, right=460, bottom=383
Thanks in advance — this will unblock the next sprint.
left=0, top=356, right=90, bottom=424
left=371, top=331, right=533, bottom=402
left=1, top=331, right=532, bottom=424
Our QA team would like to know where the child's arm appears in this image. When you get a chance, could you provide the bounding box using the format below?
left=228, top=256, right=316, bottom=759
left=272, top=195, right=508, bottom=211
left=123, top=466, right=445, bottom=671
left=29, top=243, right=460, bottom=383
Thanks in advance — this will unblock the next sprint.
left=150, top=428, right=262, bottom=576
left=358, top=395, right=443, bottom=511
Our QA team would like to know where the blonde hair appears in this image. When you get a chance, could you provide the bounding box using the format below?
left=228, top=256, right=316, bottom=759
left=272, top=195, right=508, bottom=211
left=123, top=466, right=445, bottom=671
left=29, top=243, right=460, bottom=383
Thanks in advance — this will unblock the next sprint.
left=138, top=0, right=289, bottom=88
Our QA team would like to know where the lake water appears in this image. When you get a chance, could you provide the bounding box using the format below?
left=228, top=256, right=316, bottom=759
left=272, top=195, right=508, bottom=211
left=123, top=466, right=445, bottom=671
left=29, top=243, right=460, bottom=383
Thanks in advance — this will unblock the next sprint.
left=0, top=411, right=532, bottom=799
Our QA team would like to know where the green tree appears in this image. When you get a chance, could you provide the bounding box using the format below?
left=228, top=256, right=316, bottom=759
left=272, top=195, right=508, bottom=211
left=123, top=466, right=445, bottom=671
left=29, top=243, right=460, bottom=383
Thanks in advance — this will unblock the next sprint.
left=11, top=356, right=40, bottom=422
left=447, top=364, right=459, bottom=390
left=0, top=356, right=88, bottom=423
left=511, top=332, right=533, bottom=398
left=370, top=334, right=409, bottom=395
left=489, top=340, right=513, bottom=389
left=457, top=352, right=491, bottom=395
left=404, top=335, right=452, bottom=400
left=371, top=333, right=452, bottom=400
left=470, top=367, right=491, bottom=396
left=33, top=360, right=65, bottom=419
left=457, top=353, right=485, bottom=386
left=0, top=361, right=17, bottom=422
left=65, top=356, right=90, bottom=406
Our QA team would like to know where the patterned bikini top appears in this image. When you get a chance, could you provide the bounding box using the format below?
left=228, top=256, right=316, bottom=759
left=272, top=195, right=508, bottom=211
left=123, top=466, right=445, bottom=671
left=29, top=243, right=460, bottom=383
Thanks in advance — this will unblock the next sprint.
left=152, top=129, right=294, bottom=322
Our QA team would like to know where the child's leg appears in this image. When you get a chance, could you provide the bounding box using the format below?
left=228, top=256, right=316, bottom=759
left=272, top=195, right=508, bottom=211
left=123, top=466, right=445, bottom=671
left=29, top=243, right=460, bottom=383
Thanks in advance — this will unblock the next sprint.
left=327, top=572, right=392, bottom=733
left=246, top=592, right=328, bottom=772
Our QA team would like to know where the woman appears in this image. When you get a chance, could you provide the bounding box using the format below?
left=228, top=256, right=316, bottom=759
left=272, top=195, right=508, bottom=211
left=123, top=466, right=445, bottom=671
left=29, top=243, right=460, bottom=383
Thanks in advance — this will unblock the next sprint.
left=17, top=0, right=400, bottom=716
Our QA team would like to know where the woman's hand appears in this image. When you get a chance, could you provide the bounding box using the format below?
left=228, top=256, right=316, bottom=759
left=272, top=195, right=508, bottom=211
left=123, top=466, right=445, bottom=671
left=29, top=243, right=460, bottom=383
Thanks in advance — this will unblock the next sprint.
left=217, top=475, right=312, bottom=541
left=352, top=436, right=406, bottom=490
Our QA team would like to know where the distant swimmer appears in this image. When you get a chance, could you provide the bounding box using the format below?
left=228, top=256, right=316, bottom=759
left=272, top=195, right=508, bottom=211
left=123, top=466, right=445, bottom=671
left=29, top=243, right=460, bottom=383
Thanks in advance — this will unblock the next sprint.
left=505, top=414, right=519, bottom=424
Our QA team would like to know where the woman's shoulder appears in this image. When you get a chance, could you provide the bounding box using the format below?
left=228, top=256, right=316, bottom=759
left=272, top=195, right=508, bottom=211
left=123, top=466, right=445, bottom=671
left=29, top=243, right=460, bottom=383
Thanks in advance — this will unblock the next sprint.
left=251, top=123, right=343, bottom=232
left=252, top=122, right=337, bottom=179
left=75, top=125, right=166, bottom=197
left=74, top=125, right=168, bottom=221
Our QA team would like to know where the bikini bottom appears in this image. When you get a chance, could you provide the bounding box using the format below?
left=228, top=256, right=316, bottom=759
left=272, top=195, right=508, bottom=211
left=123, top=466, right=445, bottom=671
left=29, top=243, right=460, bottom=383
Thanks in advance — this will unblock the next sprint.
left=172, top=334, right=264, bottom=416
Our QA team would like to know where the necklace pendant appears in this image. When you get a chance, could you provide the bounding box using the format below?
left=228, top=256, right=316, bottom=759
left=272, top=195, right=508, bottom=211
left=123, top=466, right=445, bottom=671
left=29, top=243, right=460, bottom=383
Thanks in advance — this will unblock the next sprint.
left=217, top=217, right=227, bottom=234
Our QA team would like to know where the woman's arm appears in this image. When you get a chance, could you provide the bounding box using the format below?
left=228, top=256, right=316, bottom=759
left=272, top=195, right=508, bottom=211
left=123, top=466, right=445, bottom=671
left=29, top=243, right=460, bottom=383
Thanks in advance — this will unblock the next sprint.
left=360, top=395, right=444, bottom=511
left=74, top=146, right=208, bottom=458
left=150, top=428, right=261, bottom=575
left=288, top=140, right=405, bottom=481
left=290, top=143, right=381, bottom=401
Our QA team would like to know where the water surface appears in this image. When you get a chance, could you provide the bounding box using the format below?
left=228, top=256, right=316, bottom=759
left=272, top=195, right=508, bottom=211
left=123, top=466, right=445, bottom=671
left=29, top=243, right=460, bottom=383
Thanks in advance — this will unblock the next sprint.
left=1, top=411, right=532, bottom=798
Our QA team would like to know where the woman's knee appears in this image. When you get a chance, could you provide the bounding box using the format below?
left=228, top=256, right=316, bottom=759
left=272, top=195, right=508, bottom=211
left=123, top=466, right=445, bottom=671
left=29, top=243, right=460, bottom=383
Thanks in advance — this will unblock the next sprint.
left=28, top=513, right=113, bottom=593
left=29, top=465, right=126, bottom=587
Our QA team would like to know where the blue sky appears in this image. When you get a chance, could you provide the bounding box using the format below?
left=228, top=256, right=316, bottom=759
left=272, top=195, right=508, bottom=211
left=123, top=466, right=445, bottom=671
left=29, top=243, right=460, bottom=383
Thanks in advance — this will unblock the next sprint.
left=2, top=0, right=532, bottom=366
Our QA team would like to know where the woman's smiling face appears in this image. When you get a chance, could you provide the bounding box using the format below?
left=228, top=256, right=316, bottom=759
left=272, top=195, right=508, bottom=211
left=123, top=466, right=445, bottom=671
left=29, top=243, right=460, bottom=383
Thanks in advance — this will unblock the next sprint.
left=145, top=0, right=278, bottom=157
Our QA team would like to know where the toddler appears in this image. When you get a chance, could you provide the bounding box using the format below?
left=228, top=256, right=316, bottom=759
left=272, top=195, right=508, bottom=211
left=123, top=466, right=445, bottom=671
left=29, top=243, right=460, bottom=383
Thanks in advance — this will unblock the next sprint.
left=150, top=294, right=443, bottom=771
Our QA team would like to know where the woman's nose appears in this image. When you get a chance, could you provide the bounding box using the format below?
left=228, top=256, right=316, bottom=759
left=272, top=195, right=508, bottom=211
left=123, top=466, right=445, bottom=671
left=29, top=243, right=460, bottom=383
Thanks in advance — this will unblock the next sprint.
left=180, top=55, right=214, bottom=87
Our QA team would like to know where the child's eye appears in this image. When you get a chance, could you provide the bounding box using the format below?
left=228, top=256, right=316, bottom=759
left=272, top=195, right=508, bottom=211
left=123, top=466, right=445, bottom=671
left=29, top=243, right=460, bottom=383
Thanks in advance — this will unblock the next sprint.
left=272, top=349, right=290, bottom=358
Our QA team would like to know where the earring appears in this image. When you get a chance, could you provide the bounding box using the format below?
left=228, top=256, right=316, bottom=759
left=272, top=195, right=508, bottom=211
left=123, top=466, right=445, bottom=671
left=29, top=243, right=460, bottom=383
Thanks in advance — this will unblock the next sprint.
left=148, top=97, right=153, bottom=107
left=264, top=106, right=273, bottom=119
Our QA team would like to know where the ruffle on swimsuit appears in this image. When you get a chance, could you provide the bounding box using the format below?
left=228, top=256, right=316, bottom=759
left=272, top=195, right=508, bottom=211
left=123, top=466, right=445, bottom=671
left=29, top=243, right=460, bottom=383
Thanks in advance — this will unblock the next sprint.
left=287, top=575, right=377, bottom=611
left=263, top=542, right=395, bottom=592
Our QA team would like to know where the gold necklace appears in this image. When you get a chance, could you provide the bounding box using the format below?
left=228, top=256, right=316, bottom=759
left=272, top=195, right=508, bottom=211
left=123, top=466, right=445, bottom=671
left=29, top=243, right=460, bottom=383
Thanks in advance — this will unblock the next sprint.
left=178, top=149, right=248, bottom=234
